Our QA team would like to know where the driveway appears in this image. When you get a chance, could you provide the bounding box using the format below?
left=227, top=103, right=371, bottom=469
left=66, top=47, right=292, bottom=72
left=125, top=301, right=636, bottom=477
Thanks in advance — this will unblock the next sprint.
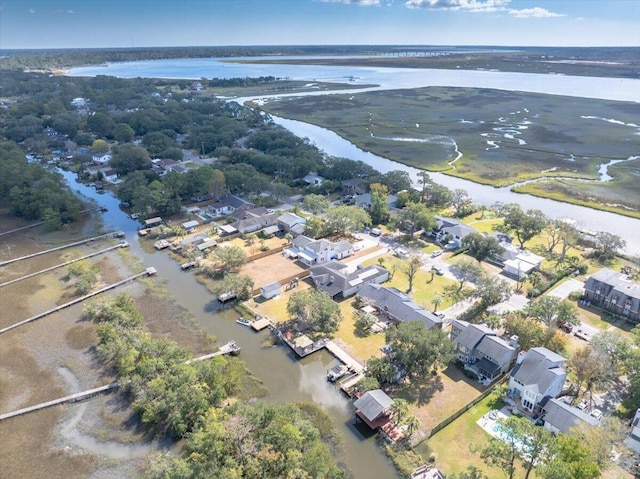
left=547, top=278, right=585, bottom=300
left=488, top=292, right=530, bottom=315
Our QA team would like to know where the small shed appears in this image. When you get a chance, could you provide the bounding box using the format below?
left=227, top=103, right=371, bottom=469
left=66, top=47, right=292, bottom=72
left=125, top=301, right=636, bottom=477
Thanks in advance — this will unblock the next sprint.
left=197, top=239, right=218, bottom=252
left=182, top=220, right=200, bottom=233
left=353, top=389, right=393, bottom=430
left=219, top=224, right=238, bottom=236
left=144, top=216, right=163, bottom=227
left=260, top=281, right=281, bottom=299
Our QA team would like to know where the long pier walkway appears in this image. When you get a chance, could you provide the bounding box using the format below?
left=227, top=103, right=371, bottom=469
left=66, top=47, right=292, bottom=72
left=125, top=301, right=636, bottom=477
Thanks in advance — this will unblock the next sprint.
left=0, top=207, right=104, bottom=239
left=0, top=345, right=238, bottom=421
left=0, top=268, right=156, bottom=335
left=325, top=341, right=364, bottom=373
left=0, top=243, right=127, bottom=289
left=0, top=231, right=122, bottom=267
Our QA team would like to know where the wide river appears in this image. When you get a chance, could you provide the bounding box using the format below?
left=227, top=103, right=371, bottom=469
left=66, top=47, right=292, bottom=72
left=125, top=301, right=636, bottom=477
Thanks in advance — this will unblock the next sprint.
left=69, top=57, right=640, bottom=255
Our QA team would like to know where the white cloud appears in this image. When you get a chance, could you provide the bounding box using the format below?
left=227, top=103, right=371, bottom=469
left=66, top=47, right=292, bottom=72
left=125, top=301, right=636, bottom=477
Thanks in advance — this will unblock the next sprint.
left=405, top=0, right=508, bottom=12
left=68, top=9, right=75, bottom=14
left=405, top=0, right=563, bottom=17
left=28, top=8, right=35, bottom=14
left=509, top=7, right=564, bottom=18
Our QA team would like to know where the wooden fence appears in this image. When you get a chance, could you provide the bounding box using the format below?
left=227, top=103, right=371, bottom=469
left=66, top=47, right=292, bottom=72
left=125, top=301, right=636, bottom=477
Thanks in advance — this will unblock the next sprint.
left=246, top=245, right=284, bottom=262
left=417, top=375, right=508, bottom=444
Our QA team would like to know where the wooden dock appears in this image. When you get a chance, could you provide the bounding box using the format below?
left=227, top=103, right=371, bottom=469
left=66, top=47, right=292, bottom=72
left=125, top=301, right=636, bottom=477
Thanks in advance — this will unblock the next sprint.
left=339, top=372, right=364, bottom=396
left=251, top=316, right=272, bottom=331
left=0, top=382, right=120, bottom=421
left=0, top=243, right=127, bottom=289
left=0, top=268, right=155, bottom=335
left=185, top=341, right=240, bottom=363
left=0, top=348, right=237, bottom=421
left=0, top=231, right=122, bottom=267
left=325, top=340, right=364, bottom=373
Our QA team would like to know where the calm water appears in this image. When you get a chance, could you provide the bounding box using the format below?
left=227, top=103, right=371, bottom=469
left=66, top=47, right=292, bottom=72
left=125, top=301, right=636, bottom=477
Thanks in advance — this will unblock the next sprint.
left=60, top=170, right=399, bottom=478
left=68, top=56, right=640, bottom=102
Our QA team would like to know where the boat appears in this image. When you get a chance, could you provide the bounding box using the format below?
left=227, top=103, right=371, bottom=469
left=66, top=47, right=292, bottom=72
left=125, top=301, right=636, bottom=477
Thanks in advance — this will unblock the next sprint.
left=236, top=316, right=252, bottom=327
left=219, top=340, right=241, bottom=356
left=327, top=364, right=349, bottom=382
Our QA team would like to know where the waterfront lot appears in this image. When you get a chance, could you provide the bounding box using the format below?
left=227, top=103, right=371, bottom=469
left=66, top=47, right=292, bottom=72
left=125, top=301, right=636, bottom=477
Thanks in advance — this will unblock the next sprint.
left=261, top=86, right=640, bottom=217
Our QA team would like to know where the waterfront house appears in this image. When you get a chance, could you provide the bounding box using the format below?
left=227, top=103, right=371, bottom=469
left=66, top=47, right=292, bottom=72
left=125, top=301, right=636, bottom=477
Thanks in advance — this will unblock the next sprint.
left=353, top=192, right=397, bottom=210
left=507, top=347, right=566, bottom=416
left=540, top=397, right=599, bottom=434
left=433, top=216, right=477, bottom=249
left=450, top=320, right=517, bottom=383
left=353, top=389, right=393, bottom=431
left=357, top=283, right=443, bottom=330
left=284, top=235, right=354, bottom=266
left=230, top=212, right=279, bottom=235
left=303, top=173, right=324, bottom=186
left=310, top=261, right=389, bottom=299
left=584, top=268, right=640, bottom=321
left=92, top=153, right=112, bottom=165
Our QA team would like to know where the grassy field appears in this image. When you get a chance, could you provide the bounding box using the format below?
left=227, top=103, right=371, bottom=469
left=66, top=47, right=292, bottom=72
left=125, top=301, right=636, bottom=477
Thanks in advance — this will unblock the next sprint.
left=260, top=86, right=640, bottom=216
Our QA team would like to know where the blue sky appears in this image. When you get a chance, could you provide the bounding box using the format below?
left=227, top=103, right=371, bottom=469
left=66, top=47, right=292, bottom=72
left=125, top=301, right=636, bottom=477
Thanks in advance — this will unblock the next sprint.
left=1, top=0, right=638, bottom=49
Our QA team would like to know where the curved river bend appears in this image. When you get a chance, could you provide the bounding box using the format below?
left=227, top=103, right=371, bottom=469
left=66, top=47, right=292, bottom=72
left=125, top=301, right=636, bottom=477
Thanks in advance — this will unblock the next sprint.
left=69, top=57, right=640, bottom=255
left=60, top=170, right=399, bottom=478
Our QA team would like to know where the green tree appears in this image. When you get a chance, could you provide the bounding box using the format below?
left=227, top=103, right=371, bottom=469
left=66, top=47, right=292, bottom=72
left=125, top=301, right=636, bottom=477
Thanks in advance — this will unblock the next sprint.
left=401, top=254, right=424, bottom=292
left=525, top=296, right=579, bottom=330
left=500, top=203, right=548, bottom=248
left=449, top=466, right=488, bottom=479
left=385, top=322, right=455, bottom=379
left=368, top=182, right=389, bottom=224
left=473, top=275, right=512, bottom=310
left=324, top=205, right=370, bottom=236
left=287, top=289, right=342, bottom=333
left=451, top=188, right=472, bottom=217
left=502, top=315, right=546, bottom=350
left=208, top=169, right=226, bottom=198
left=269, top=182, right=292, bottom=201
left=302, top=193, right=331, bottom=215
left=390, top=398, right=409, bottom=424
left=404, top=415, right=420, bottom=440
left=431, top=294, right=443, bottom=313
left=110, top=144, right=151, bottom=176
left=91, top=138, right=109, bottom=153
left=593, top=231, right=626, bottom=262
left=209, top=245, right=247, bottom=276
left=567, top=346, right=609, bottom=402
left=537, top=433, right=601, bottom=479
left=365, top=357, right=398, bottom=385
left=462, top=233, right=505, bottom=263
left=113, top=123, right=135, bottom=143
left=211, top=274, right=254, bottom=301
left=304, top=215, right=326, bottom=239
left=378, top=170, right=412, bottom=194
left=450, top=259, right=484, bottom=293
left=399, top=202, right=436, bottom=238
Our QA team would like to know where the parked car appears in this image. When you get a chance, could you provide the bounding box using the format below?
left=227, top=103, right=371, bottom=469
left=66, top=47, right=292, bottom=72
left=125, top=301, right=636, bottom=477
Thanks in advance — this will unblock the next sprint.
left=576, top=400, right=589, bottom=412
left=589, top=409, right=603, bottom=420
left=559, top=322, right=574, bottom=333
left=431, top=249, right=443, bottom=258
left=432, top=266, right=444, bottom=276
left=370, top=228, right=382, bottom=237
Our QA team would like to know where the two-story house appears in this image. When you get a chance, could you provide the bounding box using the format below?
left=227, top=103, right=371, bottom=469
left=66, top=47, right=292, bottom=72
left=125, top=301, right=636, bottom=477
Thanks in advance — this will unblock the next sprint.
left=284, top=235, right=354, bottom=266
left=310, top=261, right=389, bottom=299
left=433, top=216, right=477, bottom=249
left=584, top=268, right=640, bottom=321
left=450, top=320, right=517, bottom=384
left=508, top=347, right=566, bottom=416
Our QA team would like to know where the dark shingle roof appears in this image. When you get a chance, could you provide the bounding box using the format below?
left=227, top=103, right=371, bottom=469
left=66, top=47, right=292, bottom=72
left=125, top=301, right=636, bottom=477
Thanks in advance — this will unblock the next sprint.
left=542, top=398, right=598, bottom=433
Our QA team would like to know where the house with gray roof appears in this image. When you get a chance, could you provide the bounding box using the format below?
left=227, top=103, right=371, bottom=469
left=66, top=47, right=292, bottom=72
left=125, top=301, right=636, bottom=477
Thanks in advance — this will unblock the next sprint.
left=277, top=212, right=306, bottom=233
left=283, top=235, right=354, bottom=266
left=541, top=397, right=599, bottom=434
left=434, top=216, right=477, bottom=248
left=357, top=283, right=443, bottom=330
left=353, top=193, right=397, bottom=209
left=353, top=389, right=393, bottom=431
left=230, top=212, right=279, bottom=235
left=584, top=268, right=640, bottom=321
left=507, top=347, right=566, bottom=416
left=450, top=320, right=517, bottom=383
left=310, top=261, right=389, bottom=299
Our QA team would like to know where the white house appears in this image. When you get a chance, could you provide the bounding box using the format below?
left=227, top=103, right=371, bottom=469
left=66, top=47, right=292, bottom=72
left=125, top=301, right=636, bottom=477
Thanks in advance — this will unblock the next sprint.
left=71, top=97, right=88, bottom=108
left=284, top=235, right=354, bottom=266
left=434, top=216, right=477, bottom=249
left=507, top=347, right=566, bottom=416
left=310, top=261, right=389, bottom=299
left=502, top=250, right=544, bottom=280
left=303, top=173, right=324, bottom=186
left=92, top=153, right=112, bottom=165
